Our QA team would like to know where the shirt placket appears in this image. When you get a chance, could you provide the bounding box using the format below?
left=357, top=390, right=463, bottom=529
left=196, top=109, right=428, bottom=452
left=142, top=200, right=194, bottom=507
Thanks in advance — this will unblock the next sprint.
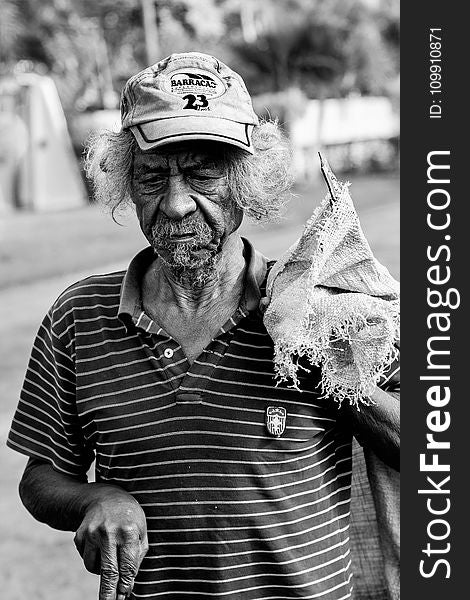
left=132, top=308, right=189, bottom=392
left=174, top=305, right=251, bottom=405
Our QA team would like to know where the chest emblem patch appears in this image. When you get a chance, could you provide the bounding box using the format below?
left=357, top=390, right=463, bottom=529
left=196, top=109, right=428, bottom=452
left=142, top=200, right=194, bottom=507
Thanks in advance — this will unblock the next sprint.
left=265, top=406, right=287, bottom=437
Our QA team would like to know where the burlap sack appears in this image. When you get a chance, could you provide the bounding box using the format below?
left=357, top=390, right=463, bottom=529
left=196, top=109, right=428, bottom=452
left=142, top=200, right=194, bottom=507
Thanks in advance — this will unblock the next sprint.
left=263, top=154, right=400, bottom=406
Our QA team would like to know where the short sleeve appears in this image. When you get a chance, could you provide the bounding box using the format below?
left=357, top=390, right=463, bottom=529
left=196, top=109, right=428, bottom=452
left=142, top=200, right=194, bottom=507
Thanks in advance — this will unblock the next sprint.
left=7, top=308, right=94, bottom=480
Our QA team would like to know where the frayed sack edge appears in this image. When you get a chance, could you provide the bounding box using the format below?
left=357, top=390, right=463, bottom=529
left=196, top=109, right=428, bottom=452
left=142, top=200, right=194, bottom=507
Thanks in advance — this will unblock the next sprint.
left=271, top=300, right=400, bottom=409
left=272, top=337, right=399, bottom=409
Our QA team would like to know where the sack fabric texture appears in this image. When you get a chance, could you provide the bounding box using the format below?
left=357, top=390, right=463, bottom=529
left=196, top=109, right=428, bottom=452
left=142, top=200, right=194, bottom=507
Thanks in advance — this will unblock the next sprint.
left=263, top=154, right=400, bottom=407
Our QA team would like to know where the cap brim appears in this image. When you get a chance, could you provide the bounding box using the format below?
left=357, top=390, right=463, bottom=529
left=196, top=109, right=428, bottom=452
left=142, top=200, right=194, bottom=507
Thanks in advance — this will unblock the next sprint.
left=130, top=117, right=255, bottom=154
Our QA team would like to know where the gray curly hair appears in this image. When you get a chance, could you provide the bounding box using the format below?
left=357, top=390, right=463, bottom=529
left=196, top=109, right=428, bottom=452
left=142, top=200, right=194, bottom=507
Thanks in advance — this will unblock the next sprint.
left=84, top=121, right=293, bottom=222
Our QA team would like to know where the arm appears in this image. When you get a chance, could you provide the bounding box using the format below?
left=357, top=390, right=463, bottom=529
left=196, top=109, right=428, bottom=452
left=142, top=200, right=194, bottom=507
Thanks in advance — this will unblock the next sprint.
left=341, top=387, right=400, bottom=471
left=20, top=458, right=148, bottom=600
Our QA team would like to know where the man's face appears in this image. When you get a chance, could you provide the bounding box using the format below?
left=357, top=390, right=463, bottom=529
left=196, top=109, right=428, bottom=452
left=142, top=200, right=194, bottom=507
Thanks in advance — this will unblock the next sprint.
left=131, top=142, right=243, bottom=283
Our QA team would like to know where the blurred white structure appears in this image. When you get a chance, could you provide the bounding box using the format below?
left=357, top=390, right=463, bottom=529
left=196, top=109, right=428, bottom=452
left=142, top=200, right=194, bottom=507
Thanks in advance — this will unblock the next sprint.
left=0, top=74, right=87, bottom=213
left=290, top=96, right=399, bottom=178
left=69, top=108, right=121, bottom=149
left=291, top=96, right=399, bottom=146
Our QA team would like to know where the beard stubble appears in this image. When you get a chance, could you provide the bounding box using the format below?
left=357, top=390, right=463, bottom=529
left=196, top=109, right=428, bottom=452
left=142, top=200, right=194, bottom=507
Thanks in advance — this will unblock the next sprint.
left=151, top=214, right=221, bottom=287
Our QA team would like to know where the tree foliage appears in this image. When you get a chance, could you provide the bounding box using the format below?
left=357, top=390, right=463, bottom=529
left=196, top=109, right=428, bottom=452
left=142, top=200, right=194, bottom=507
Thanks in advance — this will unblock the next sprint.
left=0, top=0, right=399, bottom=110
left=224, top=0, right=399, bottom=97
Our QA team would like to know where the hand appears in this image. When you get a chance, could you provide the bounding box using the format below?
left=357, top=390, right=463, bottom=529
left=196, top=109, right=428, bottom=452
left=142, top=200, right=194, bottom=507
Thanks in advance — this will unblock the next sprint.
left=74, top=488, right=148, bottom=600
left=259, top=296, right=269, bottom=314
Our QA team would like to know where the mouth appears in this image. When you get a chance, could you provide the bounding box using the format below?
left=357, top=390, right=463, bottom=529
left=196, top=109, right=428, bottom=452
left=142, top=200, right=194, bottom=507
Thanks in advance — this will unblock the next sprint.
left=167, top=232, right=197, bottom=243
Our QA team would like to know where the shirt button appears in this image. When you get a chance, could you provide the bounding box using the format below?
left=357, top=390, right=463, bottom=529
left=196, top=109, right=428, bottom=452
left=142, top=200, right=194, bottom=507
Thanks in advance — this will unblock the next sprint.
left=164, top=348, right=174, bottom=359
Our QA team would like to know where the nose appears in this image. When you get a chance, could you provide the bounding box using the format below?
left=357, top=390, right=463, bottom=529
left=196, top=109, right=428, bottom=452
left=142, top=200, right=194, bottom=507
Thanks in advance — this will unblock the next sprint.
left=159, top=175, right=197, bottom=220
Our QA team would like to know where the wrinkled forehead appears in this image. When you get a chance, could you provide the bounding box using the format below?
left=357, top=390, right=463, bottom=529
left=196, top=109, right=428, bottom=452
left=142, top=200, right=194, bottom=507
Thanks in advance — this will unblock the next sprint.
left=133, top=141, right=229, bottom=171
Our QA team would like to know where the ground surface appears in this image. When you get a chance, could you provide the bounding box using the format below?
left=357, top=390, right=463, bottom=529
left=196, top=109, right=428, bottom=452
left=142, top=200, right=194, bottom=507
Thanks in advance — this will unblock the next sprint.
left=0, top=173, right=399, bottom=598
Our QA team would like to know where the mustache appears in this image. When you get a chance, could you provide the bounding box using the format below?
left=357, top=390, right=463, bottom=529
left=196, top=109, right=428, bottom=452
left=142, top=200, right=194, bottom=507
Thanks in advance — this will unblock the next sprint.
left=151, top=214, right=213, bottom=241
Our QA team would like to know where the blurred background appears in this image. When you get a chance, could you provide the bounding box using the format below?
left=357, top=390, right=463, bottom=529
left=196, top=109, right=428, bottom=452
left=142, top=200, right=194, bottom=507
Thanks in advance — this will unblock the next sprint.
left=0, top=0, right=399, bottom=597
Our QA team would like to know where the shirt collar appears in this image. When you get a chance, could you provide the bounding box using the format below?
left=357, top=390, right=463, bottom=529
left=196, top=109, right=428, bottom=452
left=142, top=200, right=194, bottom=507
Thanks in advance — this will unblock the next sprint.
left=118, top=238, right=268, bottom=333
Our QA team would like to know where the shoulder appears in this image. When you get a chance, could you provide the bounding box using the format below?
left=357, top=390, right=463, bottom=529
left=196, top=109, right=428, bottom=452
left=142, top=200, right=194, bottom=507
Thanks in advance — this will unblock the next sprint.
left=54, top=270, right=126, bottom=303
left=48, top=269, right=126, bottom=338
left=52, top=270, right=126, bottom=312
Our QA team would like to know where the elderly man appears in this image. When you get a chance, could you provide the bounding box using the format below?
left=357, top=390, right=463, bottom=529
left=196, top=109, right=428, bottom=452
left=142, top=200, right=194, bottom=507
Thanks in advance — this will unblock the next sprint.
left=8, top=52, right=399, bottom=600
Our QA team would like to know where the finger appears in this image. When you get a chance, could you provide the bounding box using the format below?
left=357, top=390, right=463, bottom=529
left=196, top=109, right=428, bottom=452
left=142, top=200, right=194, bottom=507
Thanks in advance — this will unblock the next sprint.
left=73, top=528, right=84, bottom=554
left=116, top=529, right=149, bottom=600
left=74, top=528, right=101, bottom=574
left=81, top=538, right=101, bottom=574
left=136, top=525, right=149, bottom=558
left=99, top=541, right=120, bottom=600
left=115, top=540, right=140, bottom=599
left=116, top=585, right=133, bottom=600
left=139, top=532, right=149, bottom=564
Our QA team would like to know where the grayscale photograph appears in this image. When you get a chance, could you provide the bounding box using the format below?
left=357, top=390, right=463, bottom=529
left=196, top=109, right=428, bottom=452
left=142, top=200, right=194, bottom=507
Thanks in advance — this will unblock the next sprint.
left=0, top=1, right=400, bottom=599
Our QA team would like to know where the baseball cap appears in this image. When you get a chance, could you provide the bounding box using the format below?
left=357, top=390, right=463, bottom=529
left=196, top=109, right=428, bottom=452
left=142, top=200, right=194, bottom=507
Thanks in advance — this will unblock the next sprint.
left=120, top=52, right=259, bottom=154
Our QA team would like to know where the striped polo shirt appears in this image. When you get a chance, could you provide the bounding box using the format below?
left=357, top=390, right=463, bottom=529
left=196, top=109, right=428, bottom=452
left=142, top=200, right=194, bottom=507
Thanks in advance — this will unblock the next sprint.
left=8, top=239, right=355, bottom=600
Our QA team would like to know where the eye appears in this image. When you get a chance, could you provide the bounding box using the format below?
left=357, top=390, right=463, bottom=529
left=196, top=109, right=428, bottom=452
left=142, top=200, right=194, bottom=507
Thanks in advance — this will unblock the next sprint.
left=135, top=173, right=169, bottom=190
left=136, top=166, right=167, bottom=179
left=188, top=173, right=214, bottom=182
left=132, top=173, right=168, bottom=198
left=186, top=167, right=226, bottom=184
